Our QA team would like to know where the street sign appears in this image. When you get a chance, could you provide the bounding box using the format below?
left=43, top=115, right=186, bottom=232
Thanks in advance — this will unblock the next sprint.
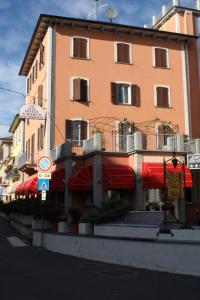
left=41, top=190, right=46, bottom=201
left=38, top=172, right=52, bottom=180
left=38, top=179, right=49, bottom=191
left=38, top=156, right=52, bottom=172
left=187, top=154, right=200, bottom=169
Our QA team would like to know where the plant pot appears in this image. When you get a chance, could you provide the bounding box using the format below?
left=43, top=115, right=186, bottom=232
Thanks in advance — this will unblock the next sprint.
left=79, top=223, right=93, bottom=235
left=69, top=223, right=79, bottom=234
left=32, top=219, right=51, bottom=230
left=58, top=221, right=69, bottom=233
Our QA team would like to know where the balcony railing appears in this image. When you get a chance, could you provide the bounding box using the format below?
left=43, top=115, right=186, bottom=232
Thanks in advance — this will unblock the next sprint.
left=50, top=133, right=200, bottom=162
left=17, top=152, right=37, bottom=174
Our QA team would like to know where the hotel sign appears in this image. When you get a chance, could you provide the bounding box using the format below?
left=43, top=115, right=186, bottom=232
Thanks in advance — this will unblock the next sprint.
left=167, top=170, right=183, bottom=199
left=187, top=154, right=200, bottom=169
left=19, top=104, right=45, bottom=120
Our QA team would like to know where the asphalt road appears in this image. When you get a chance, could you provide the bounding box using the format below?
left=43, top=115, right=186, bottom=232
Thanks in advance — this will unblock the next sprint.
left=0, top=218, right=200, bottom=300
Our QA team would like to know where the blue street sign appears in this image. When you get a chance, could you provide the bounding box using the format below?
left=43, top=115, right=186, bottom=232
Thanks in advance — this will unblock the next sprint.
left=38, top=179, right=49, bottom=191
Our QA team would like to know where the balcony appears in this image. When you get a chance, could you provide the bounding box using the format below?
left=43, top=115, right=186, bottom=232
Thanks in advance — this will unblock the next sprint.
left=17, top=152, right=37, bottom=175
left=50, top=132, right=200, bottom=162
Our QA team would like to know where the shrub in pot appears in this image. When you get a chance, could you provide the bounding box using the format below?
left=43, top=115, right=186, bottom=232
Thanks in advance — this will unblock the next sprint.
left=58, top=215, right=69, bottom=233
left=67, top=207, right=81, bottom=234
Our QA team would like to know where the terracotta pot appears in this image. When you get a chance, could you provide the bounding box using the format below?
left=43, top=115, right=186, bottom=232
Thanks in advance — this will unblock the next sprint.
left=69, top=223, right=79, bottom=234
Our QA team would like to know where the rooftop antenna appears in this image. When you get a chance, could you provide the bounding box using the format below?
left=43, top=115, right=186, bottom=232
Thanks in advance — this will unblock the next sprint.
left=88, top=0, right=108, bottom=20
left=104, top=6, right=119, bottom=23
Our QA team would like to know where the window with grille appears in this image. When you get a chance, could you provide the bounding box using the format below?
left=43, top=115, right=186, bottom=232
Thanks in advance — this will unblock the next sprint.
left=72, top=37, right=89, bottom=59
left=115, top=42, right=131, bottom=64
left=154, top=48, right=168, bottom=68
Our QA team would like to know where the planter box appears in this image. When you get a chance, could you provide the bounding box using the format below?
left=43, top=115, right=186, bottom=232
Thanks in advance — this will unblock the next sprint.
left=58, top=221, right=69, bottom=233
left=32, top=219, right=51, bottom=230
left=79, top=223, right=93, bottom=235
left=21, top=215, right=33, bottom=226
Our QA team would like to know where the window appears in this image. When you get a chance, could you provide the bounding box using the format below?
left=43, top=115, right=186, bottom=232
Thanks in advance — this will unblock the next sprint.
left=31, top=134, right=35, bottom=164
left=156, top=124, right=174, bottom=149
left=39, top=44, right=45, bottom=69
left=111, top=82, right=140, bottom=106
left=72, top=37, right=89, bottom=59
left=32, top=61, right=38, bottom=83
left=38, top=85, right=43, bottom=106
left=155, top=86, right=170, bottom=108
left=38, top=125, right=44, bottom=151
left=154, top=47, right=168, bottom=68
left=71, top=78, right=89, bottom=102
left=26, top=139, right=30, bottom=160
left=27, top=77, right=30, bottom=94
left=65, top=120, right=88, bottom=146
left=115, top=42, right=131, bottom=64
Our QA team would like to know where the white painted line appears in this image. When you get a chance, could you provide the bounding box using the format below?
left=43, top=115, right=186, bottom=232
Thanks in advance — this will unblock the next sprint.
left=7, top=236, right=27, bottom=247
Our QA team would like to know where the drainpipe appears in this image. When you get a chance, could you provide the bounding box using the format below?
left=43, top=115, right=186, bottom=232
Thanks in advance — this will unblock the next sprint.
left=181, top=40, right=192, bottom=138
left=46, top=25, right=53, bottom=156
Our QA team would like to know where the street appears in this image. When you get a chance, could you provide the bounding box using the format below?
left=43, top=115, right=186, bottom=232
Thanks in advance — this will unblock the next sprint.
left=0, top=217, right=200, bottom=300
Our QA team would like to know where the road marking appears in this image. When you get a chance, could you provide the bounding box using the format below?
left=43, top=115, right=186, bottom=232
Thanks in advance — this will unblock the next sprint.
left=7, top=236, right=27, bottom=247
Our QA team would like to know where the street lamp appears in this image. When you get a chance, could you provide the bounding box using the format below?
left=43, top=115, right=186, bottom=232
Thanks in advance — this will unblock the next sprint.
left=158, top=152, right=185, bottom=235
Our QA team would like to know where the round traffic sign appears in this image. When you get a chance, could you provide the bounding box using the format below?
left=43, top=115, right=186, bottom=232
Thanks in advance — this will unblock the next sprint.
left=38, top=156, right=52, bottom=172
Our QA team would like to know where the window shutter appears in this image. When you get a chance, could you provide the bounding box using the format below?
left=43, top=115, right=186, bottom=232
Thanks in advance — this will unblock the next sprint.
left=80, top=39, right=87, bottom=58
left=80, top=79, right=88, bottom=101
left=157, top=124, right=165, bottom=149
left=160, top=49, right=167, bottom=67
left=155, top=48, right=167, bottom=67
left=131, top=85, right=140, bottom=106
left=38, top=85, right=43, bottom=106
left=35, top=61, right=38, bottom=79
left=73, top=38, right=79, bottom=57
left=73, top=78, right=81, bottom=100
left=117, top=43, right=123, bottom=62
left=123, top=44, right=130, bottom=63
left=111, top=82, right=117, bottom=104
left=157, top=87, right=169, bottom=107
left=41, top=125, right=44, bottom=149
left=38, top=127, right=40, bottom=150
left=80, top=121, right=87, bottom=140
left=65, top=120, right=72, bottom=139
left=40, top=44, right=45, bottom=67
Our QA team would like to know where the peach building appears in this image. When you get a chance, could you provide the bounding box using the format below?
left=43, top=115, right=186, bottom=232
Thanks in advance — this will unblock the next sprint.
left=16, top=2, right=200, bottom=224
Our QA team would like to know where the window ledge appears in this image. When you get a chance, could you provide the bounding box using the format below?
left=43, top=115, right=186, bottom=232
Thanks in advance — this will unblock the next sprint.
left=155, top=105, right=172, bottom=109
left=71, top=56, right=90, bottom=61
left=153, top=65, right=170, bottom=70
left=115, top=61, right=133, bottom=65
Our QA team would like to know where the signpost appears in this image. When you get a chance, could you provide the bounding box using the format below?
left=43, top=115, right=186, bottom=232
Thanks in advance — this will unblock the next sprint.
left=38, top=156, right=52, bottom=172
left=38, top=179, right=50, bottom=191
left=187, top=154, right=200, bottom=169
left=38, top=172, right=51, bottom=180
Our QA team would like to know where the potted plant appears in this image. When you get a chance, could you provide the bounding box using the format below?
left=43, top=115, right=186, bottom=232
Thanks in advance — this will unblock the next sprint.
left=45, top=207, right=64, bottom=232
left=58, top=215, right=69, bottom=233
left=67, top=207, right=81, bottom=234
left=79, top=212, right=94, bottom=235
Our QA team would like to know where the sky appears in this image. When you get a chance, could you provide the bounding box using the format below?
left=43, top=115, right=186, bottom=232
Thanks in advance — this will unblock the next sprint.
left=0, top=0, right=197, bottom=137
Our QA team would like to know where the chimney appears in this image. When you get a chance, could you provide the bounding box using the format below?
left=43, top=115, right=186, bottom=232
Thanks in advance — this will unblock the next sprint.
left=162, top=5, right=167, bottom=16
left=197, top=0, right=200, bottom=10
left=173, top=0, right=179, bottom=6
left=152, top=15, right=157, bottom=26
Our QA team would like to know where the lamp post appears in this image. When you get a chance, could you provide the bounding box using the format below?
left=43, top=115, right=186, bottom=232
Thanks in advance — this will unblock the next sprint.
left=158, top=152, right=185, bottom=235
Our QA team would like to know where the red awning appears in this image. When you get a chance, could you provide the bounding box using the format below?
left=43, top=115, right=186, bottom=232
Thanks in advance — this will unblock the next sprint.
left=50, top=169, right=65, bottom=192
left=103, top=164, right=135, bottom=190
left=142, top=162, right=192, bottom=189
left=16, top=176, right=38, bottom=194
left=68, top=164, right=135, bottom=191
left=68, top=165, right=93, bottom=191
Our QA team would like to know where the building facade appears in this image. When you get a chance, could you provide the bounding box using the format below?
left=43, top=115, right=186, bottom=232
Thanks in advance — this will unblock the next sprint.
left=15, top=1, right=200, bottom=224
